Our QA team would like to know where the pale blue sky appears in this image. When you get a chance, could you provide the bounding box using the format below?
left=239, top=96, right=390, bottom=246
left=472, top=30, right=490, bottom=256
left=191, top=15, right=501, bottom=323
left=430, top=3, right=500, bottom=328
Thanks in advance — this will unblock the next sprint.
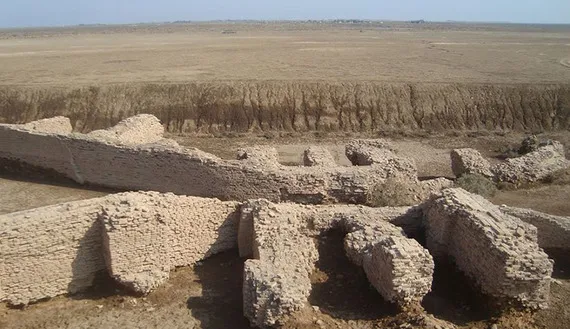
left=1, top=0, right=569, bottom=28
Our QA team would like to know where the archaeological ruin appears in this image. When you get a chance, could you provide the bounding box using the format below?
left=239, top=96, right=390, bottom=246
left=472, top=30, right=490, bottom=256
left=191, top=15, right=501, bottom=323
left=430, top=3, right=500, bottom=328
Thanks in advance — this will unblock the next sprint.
left=1, top=115, right=569, bottom=328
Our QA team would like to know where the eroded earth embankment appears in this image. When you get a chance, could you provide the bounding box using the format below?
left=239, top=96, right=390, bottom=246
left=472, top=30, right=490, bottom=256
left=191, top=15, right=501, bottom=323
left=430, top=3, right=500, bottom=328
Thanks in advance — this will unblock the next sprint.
left=0, top=82, right=568, bottom=133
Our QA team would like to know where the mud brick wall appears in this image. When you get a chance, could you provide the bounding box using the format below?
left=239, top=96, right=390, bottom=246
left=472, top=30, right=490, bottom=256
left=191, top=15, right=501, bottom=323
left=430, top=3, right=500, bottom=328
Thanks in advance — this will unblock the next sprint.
left=423, top=188, right=553, bottom=309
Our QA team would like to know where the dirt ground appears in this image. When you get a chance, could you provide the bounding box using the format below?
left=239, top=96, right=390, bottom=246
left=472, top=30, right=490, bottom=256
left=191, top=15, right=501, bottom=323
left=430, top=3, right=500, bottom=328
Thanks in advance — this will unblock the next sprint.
left=1, top=133, right=569, bottom=329
left=0, top=22, right=569, bottom=86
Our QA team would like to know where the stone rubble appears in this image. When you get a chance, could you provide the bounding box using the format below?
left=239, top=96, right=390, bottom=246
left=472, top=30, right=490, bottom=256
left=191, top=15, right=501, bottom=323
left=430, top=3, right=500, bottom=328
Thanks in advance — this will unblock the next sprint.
left=422, top=188, right=553, bottom=309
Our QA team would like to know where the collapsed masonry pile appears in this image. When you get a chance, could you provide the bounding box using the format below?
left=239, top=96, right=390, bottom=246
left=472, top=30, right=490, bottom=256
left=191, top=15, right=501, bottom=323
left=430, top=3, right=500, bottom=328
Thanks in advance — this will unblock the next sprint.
left=239, top=200, right=434, bottom=327
left=0, top=115, right=450, bottom=204
left=451, top=140, right=569, bottom=184
left=423, top=188, right=553, bottom=309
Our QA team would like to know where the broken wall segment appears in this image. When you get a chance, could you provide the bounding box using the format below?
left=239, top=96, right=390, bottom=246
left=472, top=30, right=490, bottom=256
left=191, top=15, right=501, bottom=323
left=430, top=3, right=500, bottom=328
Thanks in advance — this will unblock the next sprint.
left=242, top=200, right=318, bottom=327
left=87, top=114, right=164, bottom=145
left=0, top=198, right=108, bottom=305
left=0, top=192, right=241, bottom=305
left=100, top=192, right=240, bottom=294
left=338, top=214, right=434, bottom=306
left=450, top=148, right=494, bottom=179
left=0, top=116, right=448, bottom=205
left=451, top=142, right=570, bottom=184
left=239, top=200, right=433, bottom=327
left=422, top=188, right=553, bottom=309
left=492, top=142, right=570, bottom=184
left=21, top=116, right=73, bottom=134
left=302, top=146, right=337, bottom=167
left=499, top=206, right=570, bottom=250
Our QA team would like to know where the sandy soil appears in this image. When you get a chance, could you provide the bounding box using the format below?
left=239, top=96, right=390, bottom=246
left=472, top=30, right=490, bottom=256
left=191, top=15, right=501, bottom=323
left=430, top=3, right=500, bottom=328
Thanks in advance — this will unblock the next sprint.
left=0, top=177, right=109, bottom=215
left=0, top=22, right=569, bottom=86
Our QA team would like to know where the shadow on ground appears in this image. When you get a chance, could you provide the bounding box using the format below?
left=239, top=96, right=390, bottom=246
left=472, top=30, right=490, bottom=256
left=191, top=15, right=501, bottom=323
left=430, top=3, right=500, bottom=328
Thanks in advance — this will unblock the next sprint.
left=545, top=248, right=570, bottom=280
left=309, top=230, right=399, bottom=321
left=187, top=250, right=251, bottom=329
left=422, top=258, right=495, bottom=326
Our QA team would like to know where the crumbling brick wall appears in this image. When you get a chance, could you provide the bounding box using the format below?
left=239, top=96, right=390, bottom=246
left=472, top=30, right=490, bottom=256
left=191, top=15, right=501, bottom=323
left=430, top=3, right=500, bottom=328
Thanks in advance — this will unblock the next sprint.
left=239, top=200, right=433, bottom=327
left=100, top=192, right=240, bottom=294
left=499, top=206, right=570, bottom=250
left=0, top=192, right=241, bottom=305
left=451, top=143, right=569, bottom=183
left=422, top=188, right=553, bottom=309
left=0, top=199, right=107, bottom=305
left=0, top=116, right=450, bottom=204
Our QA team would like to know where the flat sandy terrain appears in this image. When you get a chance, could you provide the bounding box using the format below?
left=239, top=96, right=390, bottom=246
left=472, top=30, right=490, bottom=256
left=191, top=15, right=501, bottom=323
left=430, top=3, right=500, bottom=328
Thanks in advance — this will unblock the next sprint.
left=0, top=22, right=569, bottom=85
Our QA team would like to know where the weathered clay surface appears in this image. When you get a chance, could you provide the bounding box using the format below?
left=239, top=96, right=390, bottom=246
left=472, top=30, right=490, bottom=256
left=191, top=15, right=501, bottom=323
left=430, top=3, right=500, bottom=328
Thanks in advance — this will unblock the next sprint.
left=422, top=188, right=553, bottom=309
left=87, top=114, right=164, bottom=145
left=100, top=192, right=240, bottom=294
left=21, top=116, right=73, bottom=134
left=302, top=146, right=336, bottom=167
left=500, top=206, right=570, bottom=250
left=492, top=142, right=569, bottom=184
left=450, top=148, right=494, bottom=178
left=0, top=198, right=107, bottom=305
left=240, top=201, right=433, bottom=327
left=0, top=116, right=448, bottom=204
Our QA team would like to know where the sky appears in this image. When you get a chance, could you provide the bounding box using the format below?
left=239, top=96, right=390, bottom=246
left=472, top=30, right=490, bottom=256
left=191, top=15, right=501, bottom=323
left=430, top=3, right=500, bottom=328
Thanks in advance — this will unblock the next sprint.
left=1, top=0, right=569, bottom=28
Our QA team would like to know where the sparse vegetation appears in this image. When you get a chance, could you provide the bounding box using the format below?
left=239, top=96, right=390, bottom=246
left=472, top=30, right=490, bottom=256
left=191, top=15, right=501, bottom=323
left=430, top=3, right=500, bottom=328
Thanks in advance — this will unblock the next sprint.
left=456, top=173, right=498, bottom=198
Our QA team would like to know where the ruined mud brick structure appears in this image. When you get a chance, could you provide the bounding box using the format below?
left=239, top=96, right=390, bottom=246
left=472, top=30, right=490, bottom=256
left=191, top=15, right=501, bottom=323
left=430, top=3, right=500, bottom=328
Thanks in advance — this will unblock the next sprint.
left=499, top=206, right=570, bottom=250
left=0, top=198, right=107, bottom=305
left=423, top=188, right=553, bottom=309
left=0, top=192, right=240, bottom=304
left=239, top=200, right=433, bottom=328
left=0, top=115, right=449, bottom=204
left=100, top=193, right=240, bottom=294
left=0, top=114, right=567, bottom=328
left=451, top=142, right=570, bottom=184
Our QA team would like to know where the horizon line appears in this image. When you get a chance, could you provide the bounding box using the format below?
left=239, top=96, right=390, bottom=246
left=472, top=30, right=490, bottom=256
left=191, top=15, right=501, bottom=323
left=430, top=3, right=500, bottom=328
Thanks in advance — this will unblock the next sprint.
left=2, top=18, right=570, bottom=30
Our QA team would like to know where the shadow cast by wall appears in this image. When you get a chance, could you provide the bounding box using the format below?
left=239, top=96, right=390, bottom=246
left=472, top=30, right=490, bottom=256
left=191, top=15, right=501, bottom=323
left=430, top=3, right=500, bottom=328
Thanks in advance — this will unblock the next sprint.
left=308, top=230, right=399, bottom=321
left=186, top=212, right=250, bottom=329
left=186, top=250, right=250, bottom=329
left=67, top=220, right=130, bottom=301
left=422, top=258, right=495, bottom=326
